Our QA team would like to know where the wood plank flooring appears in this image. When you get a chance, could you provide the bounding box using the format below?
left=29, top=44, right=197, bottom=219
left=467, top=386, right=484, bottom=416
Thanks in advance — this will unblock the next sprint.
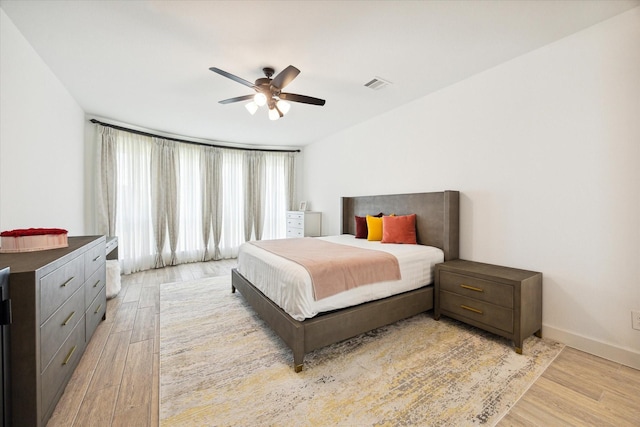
left=498, top=346, right=640, bottom=426
left=47, top=260, right=639, bottom=426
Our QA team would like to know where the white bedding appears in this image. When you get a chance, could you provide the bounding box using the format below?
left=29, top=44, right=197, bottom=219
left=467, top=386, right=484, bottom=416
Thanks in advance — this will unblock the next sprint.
left=236, top=234, right=444, bottom=321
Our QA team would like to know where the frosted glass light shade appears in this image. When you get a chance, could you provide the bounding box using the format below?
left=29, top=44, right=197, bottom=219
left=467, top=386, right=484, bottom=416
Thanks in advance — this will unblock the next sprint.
left=254, top=92, right=267, bottom=106
left=245, top=101, right=258, bottom=115
left=276, top=100, right=290, bottom=115
left=268, top=108, right=279, bottom=121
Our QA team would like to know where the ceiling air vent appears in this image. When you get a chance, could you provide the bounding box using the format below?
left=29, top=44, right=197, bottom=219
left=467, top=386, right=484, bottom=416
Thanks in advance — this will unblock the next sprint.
left=364, top=77, right=392, bottom=90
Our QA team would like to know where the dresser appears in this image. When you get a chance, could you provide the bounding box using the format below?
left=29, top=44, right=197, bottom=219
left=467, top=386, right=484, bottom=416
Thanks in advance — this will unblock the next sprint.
left=286, top=211, right=321, bottom=238
left=0, top=236, right=107, bottom=427
left=434, top=259, right=542, bottom=354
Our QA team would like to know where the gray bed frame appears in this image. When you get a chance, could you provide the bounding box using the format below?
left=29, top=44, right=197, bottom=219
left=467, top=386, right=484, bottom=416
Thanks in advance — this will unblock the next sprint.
left=231, top=190, right=460, bottom=372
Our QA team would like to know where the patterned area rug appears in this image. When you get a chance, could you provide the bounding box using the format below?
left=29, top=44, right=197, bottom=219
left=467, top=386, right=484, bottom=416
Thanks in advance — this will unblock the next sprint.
left=159, top=275, right=563, bottom=426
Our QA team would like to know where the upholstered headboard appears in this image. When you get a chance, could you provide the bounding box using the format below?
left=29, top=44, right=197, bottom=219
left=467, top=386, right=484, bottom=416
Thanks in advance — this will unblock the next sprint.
left=341, top=190, right=460, bottom=261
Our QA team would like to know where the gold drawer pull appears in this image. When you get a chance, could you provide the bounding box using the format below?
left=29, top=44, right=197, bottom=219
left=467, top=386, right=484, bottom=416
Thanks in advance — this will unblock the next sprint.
left=92, top=255, right=101, bottom=262
left=62, top=345, right=77, bottom=365
left=93, top=280, right=100, bottom=288
left=62, top=311, right=75, bottom=326
left=460, top=284, right=484, bottom=292
left=461, top=305, right=483, bottom=315
left=60, top=277, right=74, bottom=288
left=94, top=304, right=103, bottom=314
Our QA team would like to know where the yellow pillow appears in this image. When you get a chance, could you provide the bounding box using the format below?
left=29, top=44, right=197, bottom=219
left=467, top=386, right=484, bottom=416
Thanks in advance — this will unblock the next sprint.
left=366, top=215, right=383, bottom=241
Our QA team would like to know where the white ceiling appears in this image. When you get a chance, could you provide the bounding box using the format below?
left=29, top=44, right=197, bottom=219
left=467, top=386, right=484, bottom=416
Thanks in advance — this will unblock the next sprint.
left=2, top=0, right=638, bottom=148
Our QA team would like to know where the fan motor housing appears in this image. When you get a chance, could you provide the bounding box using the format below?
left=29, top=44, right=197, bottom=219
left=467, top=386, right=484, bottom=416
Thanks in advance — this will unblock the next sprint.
left=255, top=77, right=271, bottom=86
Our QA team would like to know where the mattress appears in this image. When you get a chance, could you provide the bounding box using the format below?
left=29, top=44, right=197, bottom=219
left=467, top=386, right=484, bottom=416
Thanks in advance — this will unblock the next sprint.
left=237, top=234, right=444, bottom=321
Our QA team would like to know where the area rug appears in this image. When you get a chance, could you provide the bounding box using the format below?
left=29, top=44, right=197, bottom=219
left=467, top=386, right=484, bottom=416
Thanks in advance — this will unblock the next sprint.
left=159, top=275, right=563, bottom=426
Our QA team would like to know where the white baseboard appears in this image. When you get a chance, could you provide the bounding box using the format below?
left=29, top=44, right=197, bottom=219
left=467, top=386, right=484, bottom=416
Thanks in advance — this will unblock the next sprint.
left=543, top=324, right=640, bottom=370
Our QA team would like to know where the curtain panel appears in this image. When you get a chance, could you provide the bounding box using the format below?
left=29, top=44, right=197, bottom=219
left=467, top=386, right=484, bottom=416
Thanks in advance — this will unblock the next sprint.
left=151, top=138, right=180, bottom=267
left=94, top=124, right=297, bottom=274
left=96, top=126, right=118, bottom=236
left=243, top=151, right=266, bottom=241
left=201, top=146, right=222, bottom=260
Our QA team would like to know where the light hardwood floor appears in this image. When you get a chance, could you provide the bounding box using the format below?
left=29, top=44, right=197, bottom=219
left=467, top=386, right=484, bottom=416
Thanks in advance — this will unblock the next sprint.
left=47, top=260, right=639, bottom=426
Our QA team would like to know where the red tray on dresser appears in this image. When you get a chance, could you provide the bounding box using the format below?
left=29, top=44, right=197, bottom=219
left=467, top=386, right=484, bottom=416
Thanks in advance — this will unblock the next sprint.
left=0, top=228, right=68, bottom=253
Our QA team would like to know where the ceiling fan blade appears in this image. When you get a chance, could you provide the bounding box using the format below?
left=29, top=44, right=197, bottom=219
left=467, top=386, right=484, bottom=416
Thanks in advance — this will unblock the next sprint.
left=219, top=94, right=255, bottom=104
left=209, top=67, right=257, bottom=89
left=271, top=65, right=300, bottom=90
left=279, top=92, right=326, bottom=106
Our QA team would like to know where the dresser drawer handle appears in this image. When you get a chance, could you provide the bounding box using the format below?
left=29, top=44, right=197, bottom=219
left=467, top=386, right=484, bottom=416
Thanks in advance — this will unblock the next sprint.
left=461, top=305, right=483, bottom=315
left=93, top=280, right=101, bottom=288
left=60, top=277, right=75, bottom=288
left=62, top=345, right=77, bottom=365
left=92, top=255, right=101, bottom=262
left=62, top=311, right=76, bottom=326
left=460, top=284, right=484, bottom=292
left=94, top=304, right=103, bottom=314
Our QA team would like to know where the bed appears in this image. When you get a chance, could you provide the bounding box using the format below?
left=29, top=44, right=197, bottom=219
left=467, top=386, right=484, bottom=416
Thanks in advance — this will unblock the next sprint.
left=231, top=190, right=460, bottom=371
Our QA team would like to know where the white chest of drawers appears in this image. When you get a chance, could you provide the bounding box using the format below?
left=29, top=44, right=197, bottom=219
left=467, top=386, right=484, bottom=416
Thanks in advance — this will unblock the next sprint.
left=286, top=211, right=321, bottom=238
left=0, top=236, right=107, bottom=427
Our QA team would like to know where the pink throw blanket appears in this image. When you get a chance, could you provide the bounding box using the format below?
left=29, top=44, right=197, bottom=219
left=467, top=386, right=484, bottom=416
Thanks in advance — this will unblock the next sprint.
left=250, top=238, right=401, bottom=300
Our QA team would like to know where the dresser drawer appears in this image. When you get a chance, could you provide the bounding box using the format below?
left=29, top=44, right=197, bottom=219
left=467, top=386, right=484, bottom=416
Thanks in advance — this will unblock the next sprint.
left=440, top=290, right=513, bottom=333
left=286, top=218, right=304, bottom=229
left=41, top=317, right=85, bottom=416
left=40, top=286, right=85, bottom=371
left=85, top=264, right=106, bottom=308
left=84, top=241, right=106, bottom=278
left=40, top=255, right=84, bottom=322
left=286, top=212, right=304, bottom=221
left=286, top=228, right=304, bottom=238
left=439, top=271, right=513, bottom=308
left=86, top=287, right=106, bottom=341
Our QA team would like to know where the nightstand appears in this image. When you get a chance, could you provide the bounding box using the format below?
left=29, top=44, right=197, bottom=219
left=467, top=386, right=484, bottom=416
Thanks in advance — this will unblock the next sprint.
left=286, top=211, right=321, bottom=237
left=434, top=259, right=542, bottom=354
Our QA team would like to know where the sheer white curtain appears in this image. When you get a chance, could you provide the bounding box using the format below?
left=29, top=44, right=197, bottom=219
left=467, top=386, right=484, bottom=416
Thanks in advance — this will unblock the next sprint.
left=114, top=131, right=155, bottom=274
left=219, top=149, right=245, bottom=258
left=262, top=152, right=295, bottom=238
left=176, top=143, right=205, bottom=262
left=95, top=124, right=297, bottom=274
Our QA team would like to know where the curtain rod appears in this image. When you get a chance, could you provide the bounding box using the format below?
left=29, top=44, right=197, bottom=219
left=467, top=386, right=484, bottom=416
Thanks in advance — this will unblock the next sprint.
left=89, top=119, right=301, bottom=153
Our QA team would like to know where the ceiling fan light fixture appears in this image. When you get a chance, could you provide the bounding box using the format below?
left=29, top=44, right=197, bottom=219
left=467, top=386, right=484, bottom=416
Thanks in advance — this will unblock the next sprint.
left=245, top=101, right=259, bottom=115
left=254, top=92, right=267, bottom=106
left=276, top=100, right=290, bottom=115
left=210, top=65, right=326, bottom=120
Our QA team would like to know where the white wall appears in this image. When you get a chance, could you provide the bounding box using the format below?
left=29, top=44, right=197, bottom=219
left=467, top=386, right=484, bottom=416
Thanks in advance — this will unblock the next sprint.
left=302, top=8, right=640, bottom=368
left=0, top=9, right=86, bottom=235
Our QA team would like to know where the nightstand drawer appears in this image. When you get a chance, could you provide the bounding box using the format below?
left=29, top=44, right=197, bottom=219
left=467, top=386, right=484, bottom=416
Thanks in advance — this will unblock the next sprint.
left=439, top=271, right=513, bottom=308
left=440, top=290, right=513, bottom=333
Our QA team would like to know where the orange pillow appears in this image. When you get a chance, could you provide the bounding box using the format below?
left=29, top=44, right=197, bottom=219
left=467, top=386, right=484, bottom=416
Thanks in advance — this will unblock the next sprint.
left=382, top=214, right=417, bottom=244
left=366, top=215, right=383, bottom=241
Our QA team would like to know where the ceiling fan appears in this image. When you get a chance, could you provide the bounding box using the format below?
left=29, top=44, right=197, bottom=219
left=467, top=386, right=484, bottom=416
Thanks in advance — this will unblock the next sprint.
left=209, top=65, right=325, bottom=120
